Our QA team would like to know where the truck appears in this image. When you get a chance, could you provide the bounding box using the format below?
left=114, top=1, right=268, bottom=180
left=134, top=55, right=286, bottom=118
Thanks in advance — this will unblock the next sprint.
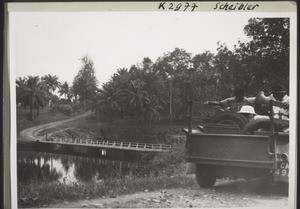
left=183, top=100, right=289, bottom=188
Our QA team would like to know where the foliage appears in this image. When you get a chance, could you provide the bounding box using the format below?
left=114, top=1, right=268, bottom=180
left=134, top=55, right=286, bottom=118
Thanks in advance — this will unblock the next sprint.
left=16, top=76, right=51, bottom=120
left=90, top=82, right=122, bottom=121
left=142, top=96, right=163, bottom=125
left=72, top=55, right=99, bottom=102
left=16, top=18, right=289, bottom=123
left=120, top=80, right=150, bottom=119
left=50, top=104, right=73, bottom=116
left=41, top=74, right=61, bottom=93
left=150, top=144, right=185, bottom=175
left=237, top=18, right=290, bottom=93
left=93, top=17, right=290, bottom=123
left=18, top=173, right=195, bottom=208
left=58, top=81, right=70, bottom=100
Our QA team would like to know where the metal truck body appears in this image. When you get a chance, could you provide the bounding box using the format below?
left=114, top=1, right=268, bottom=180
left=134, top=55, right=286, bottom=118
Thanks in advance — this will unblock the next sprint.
left=184, top=100, right=289, bottom=187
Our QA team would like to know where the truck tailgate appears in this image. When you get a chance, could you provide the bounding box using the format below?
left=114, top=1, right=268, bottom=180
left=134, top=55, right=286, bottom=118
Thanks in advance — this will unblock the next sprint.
left=185, top=132, right=276, bottom=169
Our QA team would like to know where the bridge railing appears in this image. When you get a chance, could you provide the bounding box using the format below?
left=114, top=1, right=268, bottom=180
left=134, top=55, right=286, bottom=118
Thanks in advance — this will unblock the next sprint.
left=43, top=136, right=171, bottom=151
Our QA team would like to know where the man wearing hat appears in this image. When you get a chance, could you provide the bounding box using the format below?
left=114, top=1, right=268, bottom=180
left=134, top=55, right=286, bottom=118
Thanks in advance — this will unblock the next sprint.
left=205, top=87, right=254, bottom=112
left=238, top=105, right=257, bottom=121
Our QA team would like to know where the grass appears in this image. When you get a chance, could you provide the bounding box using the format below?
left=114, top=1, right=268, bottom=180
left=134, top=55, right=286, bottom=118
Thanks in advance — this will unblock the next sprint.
left=18, top=173, right=196, bottom=208
left=43, top=116, right=187, bottom=145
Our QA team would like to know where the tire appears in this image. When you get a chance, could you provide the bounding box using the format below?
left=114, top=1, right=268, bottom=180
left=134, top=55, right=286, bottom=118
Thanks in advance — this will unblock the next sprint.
left=209, top=112, right=248, bottom=130
left=196, top=164, right=216, bottom=188
left=242, top=118, right=273, bottom=134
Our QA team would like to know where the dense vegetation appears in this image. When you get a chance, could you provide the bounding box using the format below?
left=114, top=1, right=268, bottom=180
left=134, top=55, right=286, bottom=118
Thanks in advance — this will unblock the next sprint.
left=16, top=18, right=289, bottom=124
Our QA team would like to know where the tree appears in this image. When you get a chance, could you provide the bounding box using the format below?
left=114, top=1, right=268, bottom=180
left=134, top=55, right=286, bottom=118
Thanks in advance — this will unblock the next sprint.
left=120, top=80, right=150, bottom=120
left=237, top=18, right=290, bottom=93
left=154, top=48, right=192, bottom=78
left=58, top=81, right=70, bottom=99
left=91, top=82, right=122, bottom=122
left=72, top=55, right=99, bottom=103
left=190, top=51, right=217, bottom=101
left=154, top=48, right=193, bottom=120
left=213, top=43, right=243, bottom=98
left=142, top=96, right=162, bottom=125
left=96, top=59, right=165, bottom=123
left=16, top=76, right=51, bottom=120
left=16, top=77, right=27, bottom=104
left=110, top=68, right=132, bottom=90
left=16, top=77, right=27, bottom=89
left=41, top=74, right=61, bottom=93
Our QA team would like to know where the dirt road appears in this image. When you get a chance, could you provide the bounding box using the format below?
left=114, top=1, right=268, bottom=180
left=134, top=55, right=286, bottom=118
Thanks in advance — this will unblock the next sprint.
left=48, top=177, right=289, bottom=208
left=19, top=111, right=92, bottom=142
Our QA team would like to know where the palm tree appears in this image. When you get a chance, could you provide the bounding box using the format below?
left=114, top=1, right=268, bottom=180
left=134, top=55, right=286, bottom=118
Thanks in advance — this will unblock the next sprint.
left=91, top=82, right=122, bottom=122
left=16, top=76, right=51, bottom=120
left=120, top=80, right=150, bottom=120
left=111, top=68, right=131, bottom=89
left=16, top=77, right=27, bottom=104
left=58, top=82, right=70, bottom=99
left=41, top=74, right=61, bottom=93
left=143, top=96, right=162, bottom=124
left=16, top=77, right=27, bottom=89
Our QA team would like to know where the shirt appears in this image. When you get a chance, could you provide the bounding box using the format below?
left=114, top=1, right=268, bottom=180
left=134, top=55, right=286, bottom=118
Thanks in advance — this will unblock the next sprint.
left=268, top=94, right=289, bottom=120
left=220, top=97, right=253, bottom=112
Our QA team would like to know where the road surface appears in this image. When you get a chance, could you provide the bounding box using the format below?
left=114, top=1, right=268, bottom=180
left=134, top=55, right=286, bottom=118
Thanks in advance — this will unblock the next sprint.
left=19, top=111, right=92, bottom=142
left=48, top=178, right=289, bottom=208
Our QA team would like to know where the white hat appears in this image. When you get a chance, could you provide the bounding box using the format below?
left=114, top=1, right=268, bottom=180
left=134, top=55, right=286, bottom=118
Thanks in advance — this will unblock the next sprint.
left=238, top=105, right=256, bottom=115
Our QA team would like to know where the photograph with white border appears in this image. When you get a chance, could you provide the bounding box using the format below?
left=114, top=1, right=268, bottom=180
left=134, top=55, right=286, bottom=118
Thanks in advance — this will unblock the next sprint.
left=4, top=1, right=297, bottom=209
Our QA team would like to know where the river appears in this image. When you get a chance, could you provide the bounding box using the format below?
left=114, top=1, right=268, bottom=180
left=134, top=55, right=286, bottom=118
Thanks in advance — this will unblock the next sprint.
left=17, top=142, right=151, bottom=185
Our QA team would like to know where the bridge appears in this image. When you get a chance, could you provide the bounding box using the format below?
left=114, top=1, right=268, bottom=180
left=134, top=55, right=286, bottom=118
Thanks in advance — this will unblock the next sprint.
left=38, top=136, right=172, bottom=152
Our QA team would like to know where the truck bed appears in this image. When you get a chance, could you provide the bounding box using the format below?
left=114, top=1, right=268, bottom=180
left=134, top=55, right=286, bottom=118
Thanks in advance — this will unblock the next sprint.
left=184, top=131, right=276, bottom=169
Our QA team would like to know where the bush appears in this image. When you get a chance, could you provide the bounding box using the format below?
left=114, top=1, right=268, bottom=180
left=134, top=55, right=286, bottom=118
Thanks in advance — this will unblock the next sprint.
left=51, top=104, right=73, bottom=116
left=149, top=144, right=186, bottom=175
left=70, top=102, right=81, bottom=113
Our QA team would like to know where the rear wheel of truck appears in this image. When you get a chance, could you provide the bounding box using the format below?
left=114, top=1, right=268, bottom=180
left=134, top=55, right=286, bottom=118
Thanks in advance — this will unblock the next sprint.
left=196, top=164, right=216, bottom=188
left=209, top=112, right=248, bottom=130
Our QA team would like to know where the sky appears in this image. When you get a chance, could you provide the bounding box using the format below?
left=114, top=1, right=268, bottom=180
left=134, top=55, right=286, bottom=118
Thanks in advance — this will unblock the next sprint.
left=10, top=12, right=257, bottom=86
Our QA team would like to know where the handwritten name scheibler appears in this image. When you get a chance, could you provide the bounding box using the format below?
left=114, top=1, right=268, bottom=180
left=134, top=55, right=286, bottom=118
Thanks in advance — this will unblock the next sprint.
left=214, top=2, right=259, bottom=11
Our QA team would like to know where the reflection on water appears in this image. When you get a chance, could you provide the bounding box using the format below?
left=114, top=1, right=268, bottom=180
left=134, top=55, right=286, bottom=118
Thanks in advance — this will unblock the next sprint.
left=18, top=151, right=148, bottom=185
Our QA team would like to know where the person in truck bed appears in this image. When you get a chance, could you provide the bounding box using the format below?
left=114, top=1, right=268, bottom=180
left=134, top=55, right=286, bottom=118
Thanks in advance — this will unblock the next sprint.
left=237, top=105, right=257, bottom=121
left=254, top=84, right=289, bottom=119
left=204, top=88, right=254, bottom=112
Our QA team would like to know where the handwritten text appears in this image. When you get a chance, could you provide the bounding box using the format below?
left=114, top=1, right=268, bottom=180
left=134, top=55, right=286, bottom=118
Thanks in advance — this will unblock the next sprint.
left=158, top=2, right=198, bottom=12
left=214, top=2, right=259, bottom=11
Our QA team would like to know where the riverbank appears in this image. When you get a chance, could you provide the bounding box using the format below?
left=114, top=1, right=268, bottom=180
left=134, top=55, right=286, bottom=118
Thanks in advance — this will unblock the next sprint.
left=19, top=171, right=195, bottom=207
left=17, top=108, right=191, bottom=208
left=18, top=143, right=191, bottom=208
